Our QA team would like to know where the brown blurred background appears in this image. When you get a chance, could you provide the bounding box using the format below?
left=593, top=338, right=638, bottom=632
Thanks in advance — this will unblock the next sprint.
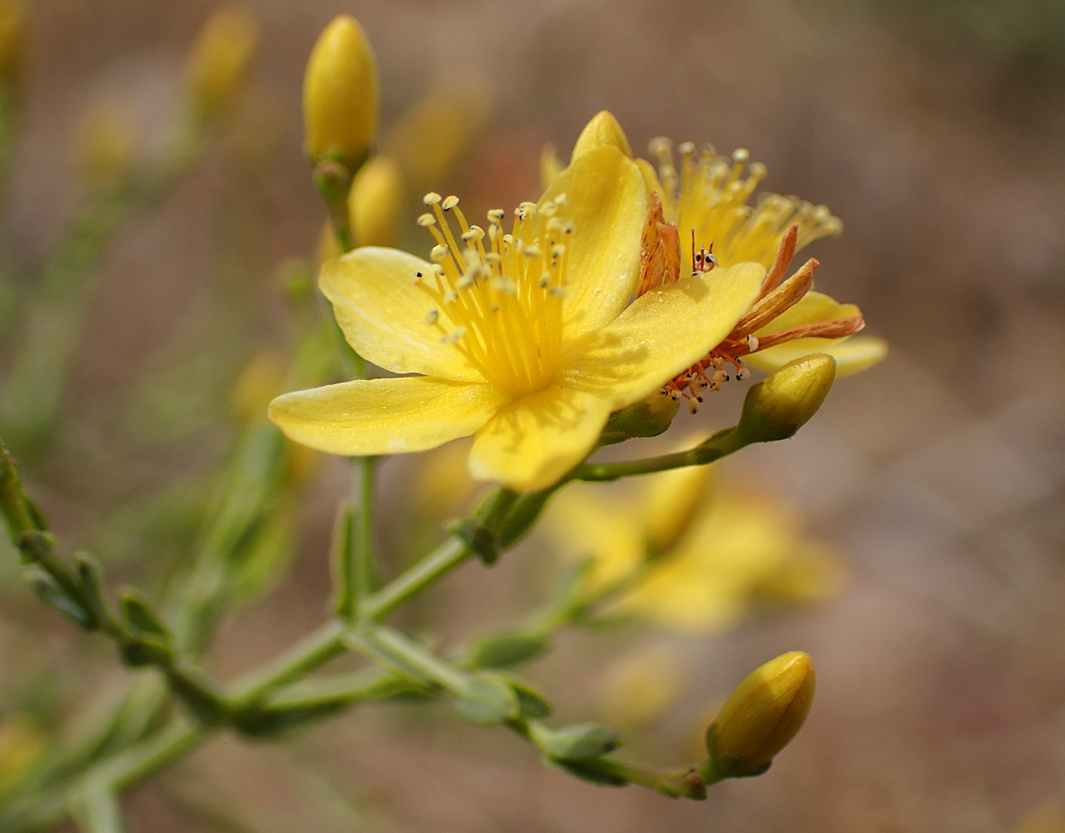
left=2, top=0, right=1065, bottom=831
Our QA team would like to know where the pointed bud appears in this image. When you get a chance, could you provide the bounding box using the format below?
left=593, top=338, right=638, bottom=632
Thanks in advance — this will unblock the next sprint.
left=348, top=155, right=404, bottom=247
left=738, top=353, right=835, bottom=444
left=570, top=110, right=632, bottom=162
left=183, top=7, right=259, bottom=122
left=705, top=651, right=815, bottom=778
left=303, top=15, right=378, bottom=172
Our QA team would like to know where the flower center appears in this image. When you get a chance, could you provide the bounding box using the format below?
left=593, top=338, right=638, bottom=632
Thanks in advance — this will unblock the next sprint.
left=413, top=193, right=572, bottom=398
left=648, top=139, right=842, bottom=272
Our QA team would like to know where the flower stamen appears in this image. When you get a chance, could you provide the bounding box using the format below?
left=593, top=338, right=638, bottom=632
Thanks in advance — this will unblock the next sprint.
left=412, top=193, right=572, bottom=398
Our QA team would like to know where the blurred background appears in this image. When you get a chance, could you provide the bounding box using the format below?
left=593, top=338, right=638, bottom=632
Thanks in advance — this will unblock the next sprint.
left=2, top=0, right=1064, bottom=831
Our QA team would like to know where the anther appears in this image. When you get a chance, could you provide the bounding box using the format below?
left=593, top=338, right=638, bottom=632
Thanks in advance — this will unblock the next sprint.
left=417, top=213, right=436, bottom=227
left=746, top=334, right=759, bottom=352
left=442, top=195, right=459, bottom=210
left=423, top=192, right=442, bottom=205
left=424, top=309, right=439, bottom=325
left=430, top=244, right=448, bottom=262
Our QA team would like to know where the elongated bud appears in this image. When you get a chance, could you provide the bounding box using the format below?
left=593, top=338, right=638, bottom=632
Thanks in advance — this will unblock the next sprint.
left=349, top=155, right=404, bottom=247
left=183, top=7, right=259, bottom=122
left=570, top=110, right=632, bottom=162
left=705, top=651, right=815, bottom=778
left=303, top=15, right=378, bottom=172
left=738, top=353, right=835, bottom=444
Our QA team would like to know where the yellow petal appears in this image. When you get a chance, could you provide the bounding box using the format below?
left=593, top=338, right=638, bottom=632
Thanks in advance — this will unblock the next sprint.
left=540, top=145, right=647, bottom=339
left=319, top=248, right=480, bottom=381
left=755, top=290, right=860, bottom=334
left=558, top=263, right=765, bottom=407
left=747, top=335, right=888, bottom=377
left=469, top=386, right=613, bottom=492
left=269, top=376, right=503, bottom=456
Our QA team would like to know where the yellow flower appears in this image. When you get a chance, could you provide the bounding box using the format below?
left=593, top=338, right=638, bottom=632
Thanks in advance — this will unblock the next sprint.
left=545, top=460, right=844, bottom=632
left=635, top=139, right=886, bottom=393
left=269, top=144, right=765, bottom=492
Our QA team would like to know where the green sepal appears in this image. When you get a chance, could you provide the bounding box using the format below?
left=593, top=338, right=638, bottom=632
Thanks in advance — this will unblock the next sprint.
left=540, top=723, right=621, bottom=762
left=504, top=678, right=551, bottom=719
left=448, top=517, right=498, bottom=565
left=23, top=566, right=94, bottom=629
left=544, top=757, right=627, bottom=787
left=454, top=673, right=519, bottom=726
left=467, top=633, right=550, bottom=669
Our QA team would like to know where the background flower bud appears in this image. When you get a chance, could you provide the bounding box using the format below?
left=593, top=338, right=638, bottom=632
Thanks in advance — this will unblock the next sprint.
left=348, top=155, right=404, bottom=247
left=303, top=15, right=378, bottom=171
left=0, top=0, right=25, bottom=92
left=183, top=6, right=259, bottom=122
left=705, top=650, right=815, bottom=778
left=738, top=353, right=836, bottom=444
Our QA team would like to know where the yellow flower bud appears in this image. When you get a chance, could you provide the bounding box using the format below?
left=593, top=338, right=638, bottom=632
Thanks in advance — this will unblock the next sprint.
left=0, top=0, right=25, bottom=91
left=738, top=353, right=836, bottom=444
left=303, top=15, right=378, bottom=171
left=381, top=79, right=489, bottom=194
left=183, top=7, right=259, bottom=122
left=598, top=391, right=679, bottom=446
left=705, top=651, right=815, bottom=778
left=71, top=99, right=138, bottom=192
left=570, top=110, right=632, bottom=162
left=348, top=155, right=404, bottom=247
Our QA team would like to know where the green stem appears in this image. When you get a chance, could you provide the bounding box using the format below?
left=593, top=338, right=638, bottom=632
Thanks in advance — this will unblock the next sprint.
left=229, top=618, right=348, bottom=706
left=355, top=456, right=376, bottom=604
left=352, top=626, right=467, bottom=693
left=574, top=427, right=747, bottom=481
left=73, top=785, right=126, bottom=833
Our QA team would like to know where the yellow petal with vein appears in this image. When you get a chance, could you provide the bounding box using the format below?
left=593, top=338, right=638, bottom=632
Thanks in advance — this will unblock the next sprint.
left=558, top=263, right=764, bottom=406
left=540, top=145, right=647, bottom=339
left=469, top=386, right=613, bottom=492
left=269, top=376, right=503, bottom=456
left=320, top=248, right=480, bottom=381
